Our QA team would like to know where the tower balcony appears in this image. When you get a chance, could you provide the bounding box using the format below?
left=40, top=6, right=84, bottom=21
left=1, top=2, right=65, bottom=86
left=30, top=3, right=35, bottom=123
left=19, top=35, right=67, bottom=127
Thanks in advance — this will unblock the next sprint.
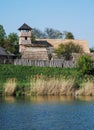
left=19, top=39, right=31, bottom=45
left=19, top=31, right=31, bottom=37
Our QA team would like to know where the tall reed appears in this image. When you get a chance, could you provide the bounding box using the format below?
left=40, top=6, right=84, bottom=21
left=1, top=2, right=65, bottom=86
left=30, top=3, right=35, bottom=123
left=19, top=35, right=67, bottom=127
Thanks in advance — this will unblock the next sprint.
left=30, top=77, right=75, bottom=96
left=4, top=78, right=17, bottom=96
left=76, top=81, right=94, bottom=96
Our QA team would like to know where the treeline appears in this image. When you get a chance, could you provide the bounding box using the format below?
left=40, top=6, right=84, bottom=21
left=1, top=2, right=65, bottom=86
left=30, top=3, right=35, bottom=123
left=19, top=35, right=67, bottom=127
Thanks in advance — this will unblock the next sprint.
left=0, top=25, right=19, bottom=54
left=32, top=28, right=74, bottom=39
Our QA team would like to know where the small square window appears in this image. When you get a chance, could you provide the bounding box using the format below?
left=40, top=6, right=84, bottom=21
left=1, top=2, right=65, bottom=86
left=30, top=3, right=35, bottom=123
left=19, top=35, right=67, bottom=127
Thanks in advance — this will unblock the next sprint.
left=25, top=37, right=27, bottom=40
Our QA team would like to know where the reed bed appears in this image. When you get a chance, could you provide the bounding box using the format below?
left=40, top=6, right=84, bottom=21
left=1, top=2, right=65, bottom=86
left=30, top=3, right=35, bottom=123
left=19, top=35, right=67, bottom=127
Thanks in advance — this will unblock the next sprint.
left=1, top=77, right=94, bottom=96
left=76, top=81, right=94, bottom=96
left=4, top=78, right=17, bottom=96
left=30, top=78, right=75, bottom=96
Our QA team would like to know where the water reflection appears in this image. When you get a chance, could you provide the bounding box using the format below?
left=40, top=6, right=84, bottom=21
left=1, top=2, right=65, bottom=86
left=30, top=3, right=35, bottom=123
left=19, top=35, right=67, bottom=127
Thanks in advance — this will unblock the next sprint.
left=76, top=96, right=94, bottom=101
left=29, top=96, right=76, bottom=103
left=1, top=96, right=94, bottom=103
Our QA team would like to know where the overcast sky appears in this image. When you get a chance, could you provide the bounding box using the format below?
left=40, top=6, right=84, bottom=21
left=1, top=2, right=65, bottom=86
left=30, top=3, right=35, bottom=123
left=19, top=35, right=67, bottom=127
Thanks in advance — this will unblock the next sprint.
left=0, top=0, right=94, bottom=47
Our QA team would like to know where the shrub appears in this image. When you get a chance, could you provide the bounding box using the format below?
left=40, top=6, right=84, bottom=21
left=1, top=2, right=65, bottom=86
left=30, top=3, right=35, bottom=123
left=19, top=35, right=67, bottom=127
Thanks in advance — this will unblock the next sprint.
left=76, top=55, right=94, bottom=75
left=55, top=42, right=83, bottom=60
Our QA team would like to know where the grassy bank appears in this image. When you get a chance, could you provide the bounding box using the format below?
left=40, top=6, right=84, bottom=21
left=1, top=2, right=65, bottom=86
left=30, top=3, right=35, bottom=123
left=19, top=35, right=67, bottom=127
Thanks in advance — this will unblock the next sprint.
left=0, top=64, right=94, bottom=96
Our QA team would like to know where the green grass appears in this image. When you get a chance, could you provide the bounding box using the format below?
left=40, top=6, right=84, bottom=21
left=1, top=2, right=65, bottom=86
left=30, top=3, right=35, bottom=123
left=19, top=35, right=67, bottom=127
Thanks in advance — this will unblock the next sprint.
left=0, top=64, right=77, bottom=80
left=0, top=64, right=94, bottom=84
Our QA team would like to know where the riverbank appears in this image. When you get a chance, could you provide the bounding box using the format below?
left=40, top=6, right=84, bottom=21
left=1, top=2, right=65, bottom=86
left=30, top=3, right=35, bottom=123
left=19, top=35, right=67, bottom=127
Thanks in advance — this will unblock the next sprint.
left=0, top=64, right=94, bottom=96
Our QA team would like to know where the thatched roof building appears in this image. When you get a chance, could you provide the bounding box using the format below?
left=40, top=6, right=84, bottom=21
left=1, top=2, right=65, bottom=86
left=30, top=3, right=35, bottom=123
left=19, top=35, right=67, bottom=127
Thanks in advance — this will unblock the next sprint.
left=18, top=23, right=90, bottom=60
left=36, top=39, right=90, bottom=53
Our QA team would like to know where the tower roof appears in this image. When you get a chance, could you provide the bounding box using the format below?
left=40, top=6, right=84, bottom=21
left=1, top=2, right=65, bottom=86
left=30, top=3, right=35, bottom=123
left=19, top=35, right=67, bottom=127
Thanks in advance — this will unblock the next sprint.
left=18, top=23, right=32, bottom=30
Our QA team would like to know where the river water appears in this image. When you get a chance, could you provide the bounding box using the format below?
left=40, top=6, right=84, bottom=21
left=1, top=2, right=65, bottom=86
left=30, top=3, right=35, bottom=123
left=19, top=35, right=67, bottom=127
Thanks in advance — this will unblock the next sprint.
left=0, top=96, right=94, bottom=130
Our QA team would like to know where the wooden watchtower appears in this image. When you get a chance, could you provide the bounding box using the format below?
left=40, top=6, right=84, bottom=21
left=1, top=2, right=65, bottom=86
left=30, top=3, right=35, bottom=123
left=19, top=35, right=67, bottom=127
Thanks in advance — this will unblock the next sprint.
left=18, top=23, right=32, bottom=52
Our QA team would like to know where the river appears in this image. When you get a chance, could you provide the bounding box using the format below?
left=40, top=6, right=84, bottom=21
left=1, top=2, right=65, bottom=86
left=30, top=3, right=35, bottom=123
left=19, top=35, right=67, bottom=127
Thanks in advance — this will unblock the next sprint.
left=0, top=96, right=94, bottom=130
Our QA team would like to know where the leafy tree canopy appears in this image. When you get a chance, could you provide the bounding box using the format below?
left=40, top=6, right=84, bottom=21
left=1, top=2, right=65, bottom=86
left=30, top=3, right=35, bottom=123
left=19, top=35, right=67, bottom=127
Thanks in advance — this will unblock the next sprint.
left=7, top=33, right=18, bottom=45
left=32, top=28, right=74, bottom=39
left=45, top=28, right=63, bottom=39
left=32, top=28, right=46, bottom=39
left=90, top=47, right=94, bottom=52
left=4, top=33, right=19, bottom=54
left=32, top=28, right=63, bottom=39
left=0, top=25, right=6, bottom=46
left=55, top=42, right=83, bottom=60
left=64, top=31, right=74, bottom=39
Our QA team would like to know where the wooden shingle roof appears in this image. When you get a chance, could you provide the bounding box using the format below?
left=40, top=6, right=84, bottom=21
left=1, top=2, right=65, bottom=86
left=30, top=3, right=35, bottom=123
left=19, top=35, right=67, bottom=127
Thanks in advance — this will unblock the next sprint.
left=18, top=23, right=32, bottom=30
left=32, top=41, right=53, bottom=47
left=0, top=47, right=8, bottom=55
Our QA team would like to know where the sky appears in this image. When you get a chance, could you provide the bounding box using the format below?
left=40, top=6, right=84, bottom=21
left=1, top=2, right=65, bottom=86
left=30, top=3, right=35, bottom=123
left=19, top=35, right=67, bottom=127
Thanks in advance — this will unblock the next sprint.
left=0, top=0, right=94, bottom=47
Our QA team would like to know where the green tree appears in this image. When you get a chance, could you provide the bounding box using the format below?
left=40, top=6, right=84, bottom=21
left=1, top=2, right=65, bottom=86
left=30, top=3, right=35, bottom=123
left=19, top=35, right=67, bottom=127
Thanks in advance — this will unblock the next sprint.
left=7, top=33, right=18, bottom=44
left=64, top=32, right=74, bottom=39
left=32, top=27, right=63, bottom=39
left=0, top=25, right=6, bottom=47
left=55, top=42, right=83, bottom=60
left=32, top=28, right=46, bottom=39
left=4, top=33, right=19, bottom=54
left=45, top=28, right=63, bottom=39
left=90, top=47, right=94, bottom=52
left=31, top=34, right=36, bottom=43
left=76, top=55, right=94, bottom=75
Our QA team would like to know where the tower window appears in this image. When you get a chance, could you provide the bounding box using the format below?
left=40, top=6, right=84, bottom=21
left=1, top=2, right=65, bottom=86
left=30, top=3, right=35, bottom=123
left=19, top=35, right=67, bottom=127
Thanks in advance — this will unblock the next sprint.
left=25, top=37, right=27, bottom=40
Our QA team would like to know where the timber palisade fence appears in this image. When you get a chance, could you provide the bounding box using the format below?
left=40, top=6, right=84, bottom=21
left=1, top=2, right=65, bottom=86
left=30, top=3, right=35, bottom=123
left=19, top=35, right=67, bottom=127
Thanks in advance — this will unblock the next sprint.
left=14, top=59, right=76, bottom=68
